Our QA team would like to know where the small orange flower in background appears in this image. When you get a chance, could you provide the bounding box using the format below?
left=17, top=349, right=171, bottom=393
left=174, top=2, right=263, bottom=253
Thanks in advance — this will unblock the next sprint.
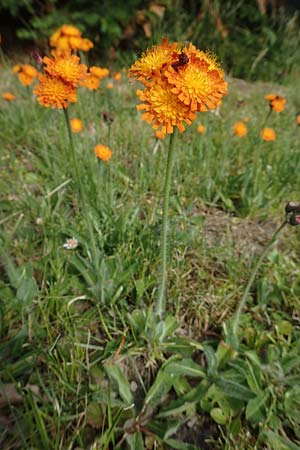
left=234, top=121, right=247, bottom=137
left=128, top=38, right=227, bottom=135
left=261, top=127, right=276, bottom=141
left=89, top=66, right=109, bottom=80
left=70, top=118, right=83, bottom=133
left=155, top=130, right=166, bottom=140
left=265, top=94, right=286, bottom=113
left=50, top=24, right=93, bottom=53
left=243, top=117, right=248, bottom=122
left=106, top=82, right=113, bottom=89
left=94, top=144, right=112, bottom=162
left=12, top=64, right=38, bottom=86
left=83, top=74, right=100, bottom=90
left=3, top=92, right=16, bottom=101
left=197, top=124, right=206, bottom=134
left=114, top=72, right=121, bottom=81
left=296, top=115, right=300, bottom=126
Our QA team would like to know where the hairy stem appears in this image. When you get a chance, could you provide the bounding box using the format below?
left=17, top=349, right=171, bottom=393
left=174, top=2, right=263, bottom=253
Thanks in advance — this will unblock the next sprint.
left=156, top=130, right=178, bottom=319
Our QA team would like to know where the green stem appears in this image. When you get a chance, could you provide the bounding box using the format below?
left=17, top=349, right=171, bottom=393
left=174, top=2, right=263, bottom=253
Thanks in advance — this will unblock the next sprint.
left=232, top=219, right=287, bottom=338
left=63, top=107, right=97, bottom=258
left=156, top=130, right=178, bottom=319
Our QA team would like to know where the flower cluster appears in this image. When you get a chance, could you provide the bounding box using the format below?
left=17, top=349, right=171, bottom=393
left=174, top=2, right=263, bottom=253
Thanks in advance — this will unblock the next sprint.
left=12, top=64, right=38, bottom=86
left=265, top=94, right=286, bottom=113
left=34, top=51, right=88, bottom=109
left=83, top=66, right=110, bottom=91
left=128, top=38, right=227, bottom=134
left=50, top=24, right=93, bottom=54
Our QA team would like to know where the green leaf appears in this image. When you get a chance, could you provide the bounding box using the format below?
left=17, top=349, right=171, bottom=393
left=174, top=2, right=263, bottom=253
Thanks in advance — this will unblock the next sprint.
left=216, top=377, right=255, bottom=401
left=262, top=430, right=300, bottom=450
left=126, top=432, right=145, bottom=450
left=203, top=345, right=218, bottom=376
left=86, top=402, right=103, bottom=429
left=164, top=439, right=201, bottom=450
left=210, top=407, right=227, bottom=425
left=104, top=363, right=133, bottom=406
left=145, top=369, right=173, bottom=407
left=245, top=391, right=269, bottom=423
left=164, top=358, right=206, bottom=378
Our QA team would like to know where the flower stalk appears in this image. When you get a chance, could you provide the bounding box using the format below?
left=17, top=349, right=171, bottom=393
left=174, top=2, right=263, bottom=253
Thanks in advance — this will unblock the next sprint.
left=156, top=130, right=178, bottom=319
left=232, top=219, right=288, bottom=341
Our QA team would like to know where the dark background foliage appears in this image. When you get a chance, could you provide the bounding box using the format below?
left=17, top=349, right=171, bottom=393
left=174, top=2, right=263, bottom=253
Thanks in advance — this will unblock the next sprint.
left=1, top=0, right=300, bottom=80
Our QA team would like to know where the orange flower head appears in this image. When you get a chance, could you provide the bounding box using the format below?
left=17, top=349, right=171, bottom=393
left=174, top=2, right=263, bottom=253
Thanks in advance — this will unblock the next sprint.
left=128, top=38, right=180, bottom=84
left=89, top=66, right=109, bottom=79
left=50, top=24, right=93, bottom=53
left=34, top=74, right=77, bottom=109
left=106, top=82, right=113, bottom=89
left=94, top=144, right=112, bottom=162
left=43, top=52, right=87, bottom=87
left=164, top=51, right=227, bottom=112
left=261, top=127, right=276, bottom=141
left=78, top=38, right=94, bottom=51
left=136, top=77, right=196, bottom=134
left=3, top=92, right=16, bottom=101
left=23, top=64, right=38, bottom=78
left=128, top=39, right=227, bottom=134
left=296, top=115, right=300, bottom=126
left=265, top=94, right=286, bottom=112
left=12, top=64, right=21, bottom=74
left=70, top=118, right=83, bottom=133
left=197, top=124, right=206, bottom=134
left=60, top=24, right=82, bottom=37
left=82, top=74, right=100, bottom=90
left=234, top=121, right=247, bottom=137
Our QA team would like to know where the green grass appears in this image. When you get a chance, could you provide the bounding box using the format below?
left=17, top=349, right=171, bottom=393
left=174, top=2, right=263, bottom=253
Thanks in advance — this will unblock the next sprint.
left=1, top=60, right=300, bottom=450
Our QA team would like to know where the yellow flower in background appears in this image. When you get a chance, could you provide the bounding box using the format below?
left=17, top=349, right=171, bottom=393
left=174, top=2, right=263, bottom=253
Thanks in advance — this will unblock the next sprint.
left=128, top=39, right=227, bottom=134
left=43, top=52, right=87, bottom=87
left=197, top=124, right=206, bottom=134
left=82, top=74, right=100, bottom=90
left=34, top=74, right=77, bottom=109
left=106, top=82, right=114, bottom=89
left=3, top=92, right=16, bottom=101
left=261, top=127, right=276, bottom=141
left=70, top=118, right=83, bottom=133
left=50, top=24, right=93, bottom=53
left=233, top=121, right=247, bottom=137
left=90, top=66, right=109, bottom=79
left=265, top=94, right=286, bottom=113
left=94, top=144, right=112, bottom=162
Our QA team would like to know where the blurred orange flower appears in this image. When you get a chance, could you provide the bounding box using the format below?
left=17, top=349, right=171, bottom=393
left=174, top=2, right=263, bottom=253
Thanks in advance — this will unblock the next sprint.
left=128, top=39, right=227, bottom=134
left=233, top=121, right=247, bottom=137
left=82, top=74, right=100, bottom=90
left=296, top=115, right=300, bottom=126
left=70, top=118, right=83, bottom=133
left=34, top=74, right=77, bottom=109
left=50, top=24, right=93, bottom=53
left=155, top=130, right=166, bottom=140
left=261, top=127, right=276, bottom=141
left=106, top=82, right=113, bottom=89
left=3, top=92, right=16, bottom=101
left=94, top=144, right=112, bottom=162
left=114, top=72, right=121, bottom=81
left=197, top=124, right=206, bottom=134
left=265, top=94, right=286, bottom=113
left=90, top=66, right=109, bottom=79
left=12, top=64, right=38, bottom=86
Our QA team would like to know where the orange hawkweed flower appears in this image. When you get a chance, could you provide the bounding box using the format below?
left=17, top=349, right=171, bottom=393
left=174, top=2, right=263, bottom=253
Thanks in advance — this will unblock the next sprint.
left=13, top=64, right=38, bottom=86
left=82, top=74, right=100, bottom=90
left=265, top=94, right=286, bottom=113
left=128, top=39, right=227, bottom=134
left=197, top=124, right=206, bottom=134
left=114, top=72, right=121, bottom=81
left=43, top=52, right=87, bottom=87
left=70, top=118, right=83, bottom=133
left=261, top=127, right=276, bottom=141
left=3, top=92, right=16, bottom=101
left=106, top=82, right=113, bottom=89
left=155, top=130, right=166, bottom=140
left=34, top=74, right=77, bottom=109
left=296, top=115, right=300, bottom=126
left=233, top=121, right=247, bottom=137
left=89, top=66, right=109, bottom=79
left=94, top=144, right=112, bottom=162
left=50, top=24, right=93, bottom=53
